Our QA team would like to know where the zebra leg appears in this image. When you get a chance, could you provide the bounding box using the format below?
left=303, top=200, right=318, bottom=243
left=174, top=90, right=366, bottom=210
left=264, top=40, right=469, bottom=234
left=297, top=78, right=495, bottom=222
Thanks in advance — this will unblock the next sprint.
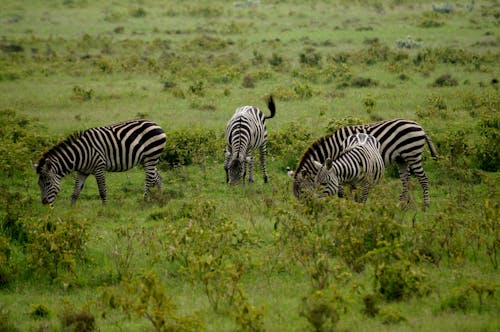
left=409, top=162, right=430, bottom=207
left=144, top=165, right=162, bottom=198
left=338, top=185, right=345, bottom=198
left=246, top=156, right=254, bottom=183
left=71, top=172, right=89, bottom=206
left=397, top=161, right=410, bottom=203
left=359, top=183, right=370, bottom=203
left=259, top=145, right=269, bottom=183
left=224, top=148, right=230, bottom=183
left=94, top=170, right=107, bottom=205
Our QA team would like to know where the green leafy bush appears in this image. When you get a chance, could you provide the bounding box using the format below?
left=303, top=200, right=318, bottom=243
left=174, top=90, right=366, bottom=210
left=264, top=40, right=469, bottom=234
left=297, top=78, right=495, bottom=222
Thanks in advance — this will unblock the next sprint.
left=23, top=214, right=89, bottom=281
left=161, top=129, right=223, bottom=167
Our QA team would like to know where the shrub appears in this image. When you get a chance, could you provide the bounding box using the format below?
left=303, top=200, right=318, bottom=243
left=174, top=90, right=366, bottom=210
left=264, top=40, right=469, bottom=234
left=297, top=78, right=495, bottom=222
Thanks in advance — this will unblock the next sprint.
left=300, top=288, right=347, bottom=332
left=0, top=235, right=12, bottom=288
left=473, top=114, right=500, bottom=171
left=30, top=304, right=50, bottom=319
left=299, top=47, right=322, bottom=67
left=102, top=271, right=202, bottom=331
left=161, top=129, right=223, bottom=167
left=60, top=307, right=96, bottom=332
left=0, top=304, right=19, bottom=332
left=325, top=116, right=363, bottom=134
left=71, top=85, right=93, bottom=101
left=24, top=214, right=89, bottom=281
left=432, top=74, right=458, bottom=87
left=365, top=241, right=431, bottom=301
left=267, top=123, right=313, bottom=167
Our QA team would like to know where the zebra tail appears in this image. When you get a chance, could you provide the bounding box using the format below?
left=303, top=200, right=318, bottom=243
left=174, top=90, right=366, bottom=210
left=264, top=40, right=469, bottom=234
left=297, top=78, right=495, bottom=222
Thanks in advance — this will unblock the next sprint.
left=425, top=135, right=438, bottom=158
left=265, top=95, right=276, bottom=120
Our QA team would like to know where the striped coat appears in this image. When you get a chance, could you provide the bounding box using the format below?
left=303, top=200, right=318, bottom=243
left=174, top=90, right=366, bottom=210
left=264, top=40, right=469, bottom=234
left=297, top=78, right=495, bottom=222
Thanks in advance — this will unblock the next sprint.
left=293, top=118, right=437, bottom=206
left=312, top=133, right=385, bottom=203
left=224, top=96, right=276, bottom=184
left=36, top=119, right=166, bottom=205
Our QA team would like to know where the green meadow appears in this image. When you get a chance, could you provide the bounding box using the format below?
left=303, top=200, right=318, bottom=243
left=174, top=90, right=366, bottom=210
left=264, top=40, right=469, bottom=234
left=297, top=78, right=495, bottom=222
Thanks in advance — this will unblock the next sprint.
left=0, top=0, right=499, bottom=331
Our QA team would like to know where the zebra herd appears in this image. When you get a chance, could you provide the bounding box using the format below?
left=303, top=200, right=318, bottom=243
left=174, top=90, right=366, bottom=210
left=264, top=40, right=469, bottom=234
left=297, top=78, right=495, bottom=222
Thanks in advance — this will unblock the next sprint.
left=35, top=96, right=437, bottom=207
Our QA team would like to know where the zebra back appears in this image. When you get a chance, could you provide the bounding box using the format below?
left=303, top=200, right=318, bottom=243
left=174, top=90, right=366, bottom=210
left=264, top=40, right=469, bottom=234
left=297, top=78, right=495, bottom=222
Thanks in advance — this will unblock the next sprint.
left=293, top=118, right=435, bottom=199
left=313, top=133, right=384, bottom=199
left=224, top=96, right=275, bottom=184
left=36, top=119, right=166, bottom=205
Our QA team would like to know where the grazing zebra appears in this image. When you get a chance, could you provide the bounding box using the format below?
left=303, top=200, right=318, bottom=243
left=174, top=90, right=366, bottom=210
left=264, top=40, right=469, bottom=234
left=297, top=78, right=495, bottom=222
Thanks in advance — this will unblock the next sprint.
left=293, top=118, right=437, bottom=206
left=312, top=133, right=385, bottom=203
left=35, top=119, right=166, bottom=206
left=224, top=95, right=276, bottom=184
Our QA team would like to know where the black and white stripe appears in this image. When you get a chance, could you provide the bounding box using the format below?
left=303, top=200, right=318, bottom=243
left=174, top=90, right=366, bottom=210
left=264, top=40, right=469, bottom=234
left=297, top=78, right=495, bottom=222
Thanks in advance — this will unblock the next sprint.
left=224, top=96, right=276, bottom=184
left=312, top=133, right=385, bottom=203
left=36, top=119, right=166, bottom=205
left=293, top=118, right=437, bottom=206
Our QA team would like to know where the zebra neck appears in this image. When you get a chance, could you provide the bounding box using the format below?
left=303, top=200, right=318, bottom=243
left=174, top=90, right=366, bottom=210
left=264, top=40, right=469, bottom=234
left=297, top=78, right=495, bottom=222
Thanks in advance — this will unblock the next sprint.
left=48, top=145, right=77, bottom=176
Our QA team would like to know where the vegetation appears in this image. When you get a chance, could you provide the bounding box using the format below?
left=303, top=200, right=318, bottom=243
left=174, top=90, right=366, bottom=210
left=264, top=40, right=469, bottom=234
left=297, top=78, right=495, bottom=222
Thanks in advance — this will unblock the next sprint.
left=0, top=0, right=499, bottom=331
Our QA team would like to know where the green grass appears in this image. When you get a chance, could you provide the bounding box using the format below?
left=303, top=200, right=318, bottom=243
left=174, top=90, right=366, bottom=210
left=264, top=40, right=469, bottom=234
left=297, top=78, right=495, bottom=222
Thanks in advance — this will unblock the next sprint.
left=1, top=0, right=499, bottom=331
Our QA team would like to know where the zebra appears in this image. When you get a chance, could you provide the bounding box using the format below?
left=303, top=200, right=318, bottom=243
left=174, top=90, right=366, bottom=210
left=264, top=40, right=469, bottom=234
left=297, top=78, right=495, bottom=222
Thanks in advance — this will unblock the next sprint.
left=35, top=119, right=166, bottom=206
left=312, top=133, right=385, bottom=203
left=293, top=118, right=437, bottom=206
left=224, top=95, right=276, bottom=185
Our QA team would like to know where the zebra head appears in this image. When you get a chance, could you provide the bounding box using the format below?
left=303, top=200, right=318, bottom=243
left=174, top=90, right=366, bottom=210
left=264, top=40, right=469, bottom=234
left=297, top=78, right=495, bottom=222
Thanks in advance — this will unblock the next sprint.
left=226, top=157, right=245, bottom=185
left=293, top=169, right=315, bottom=198
left=36, top=158, right=62, bottom=205
left=313, top=158, right=340, bottom=197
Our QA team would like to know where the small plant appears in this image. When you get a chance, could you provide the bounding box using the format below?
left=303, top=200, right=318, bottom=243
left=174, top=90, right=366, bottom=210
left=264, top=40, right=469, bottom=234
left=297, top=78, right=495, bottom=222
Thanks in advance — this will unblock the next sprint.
left=379, top=307, right=407, bottom=325
left=72, top=85, right=93, bottom=101
left=299, top=47, right=322, bottom=67
left=269, top=53, right=284, bottom=67
left=353, top=76, right=379, bottom=88
left=242, top=75, right=256, bottom=88
left=300, top=288, right=347, bottom=332
left=361, top=294, right=379, bottom=317
left=102, top=271, right=202, bottom=331
left=0, top=304, right=19, bottom=332
left=363, top=95, right=376, bottom=116
left=325, top=116, right=363, bottom=134
left=432, top=74, right=458, bottom=87
left=30, top=304, right=50, bottom=319
left=24, top=214, right=89, bottom=281
left=188, top=80, right=205, bottom=96
left=60, top=307, right=96, bottom=332
left=130, top=7, right=147, bottom=18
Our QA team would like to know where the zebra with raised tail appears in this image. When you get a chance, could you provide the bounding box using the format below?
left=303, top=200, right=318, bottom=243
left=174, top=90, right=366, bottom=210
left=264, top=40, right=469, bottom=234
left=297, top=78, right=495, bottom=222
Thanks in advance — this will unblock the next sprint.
left=312, top=133, right=385, bottom=203
left=35, top=119, right=166, bottom=206
left=224, top=95, right=276, bottom=184
left=293, top=118, right=437, bottom=206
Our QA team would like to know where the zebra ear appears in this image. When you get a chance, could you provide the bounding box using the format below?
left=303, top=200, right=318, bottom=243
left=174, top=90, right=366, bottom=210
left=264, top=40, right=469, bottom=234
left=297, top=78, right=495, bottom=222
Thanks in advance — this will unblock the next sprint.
left=312, top=160, right=322, bottom=170
left=30, top=160, right=38, bottom=171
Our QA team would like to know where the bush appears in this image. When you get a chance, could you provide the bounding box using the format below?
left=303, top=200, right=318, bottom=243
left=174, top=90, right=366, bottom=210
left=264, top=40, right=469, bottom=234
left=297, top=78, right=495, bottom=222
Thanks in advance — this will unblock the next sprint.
left=473, top=114, right=500, bottom=172
left=432, top=74, right=458, bottom=87
left=161, top=129, right=223, bottom=167
left=24, top=214, right=89, bottom=281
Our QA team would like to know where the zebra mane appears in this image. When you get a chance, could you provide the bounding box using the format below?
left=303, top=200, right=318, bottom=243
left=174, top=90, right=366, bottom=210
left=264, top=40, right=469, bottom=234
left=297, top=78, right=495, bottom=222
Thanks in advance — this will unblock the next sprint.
left=36, top=131, right=84, bottom=173
left=293, top=133, right=333, bottom=176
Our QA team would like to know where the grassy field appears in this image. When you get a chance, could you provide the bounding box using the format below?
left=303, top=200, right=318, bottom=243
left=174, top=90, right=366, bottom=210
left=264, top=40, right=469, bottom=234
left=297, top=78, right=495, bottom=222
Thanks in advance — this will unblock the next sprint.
left=1, top=0, right=499, bottom=331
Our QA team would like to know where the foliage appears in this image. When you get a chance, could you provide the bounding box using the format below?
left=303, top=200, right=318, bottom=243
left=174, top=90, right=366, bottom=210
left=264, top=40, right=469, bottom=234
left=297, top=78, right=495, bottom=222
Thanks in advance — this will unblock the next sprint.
left=1, top=0, right=499, bottom=330
left=161, top=129, right=223, bottom=167
left=0, top=235, right=12, bottom=288
left=0, top=304, right=19, bottom=332
left=102, top=271, right=202, bottom=332
left=300, top=287, right=347, bottom=332
left=0, top=109, right=52, bottom=177
left=23, top=214, right=89, bottom=281
left=162, top=200, right=255, bottom=312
